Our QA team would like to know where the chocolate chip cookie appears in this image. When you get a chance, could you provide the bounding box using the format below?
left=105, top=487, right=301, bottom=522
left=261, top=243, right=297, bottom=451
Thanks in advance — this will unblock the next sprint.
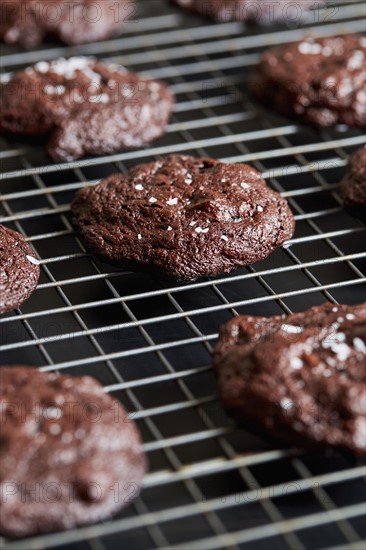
left=0, top=0, right=134, bottom=48
left=213, top=302, right=366, bottom=455
left=0, top=225, right=40, bottom=314
left=0, top=57, right=175, bottom=162
left=251, top=34, right=366, bottom=128
left=71, top=155, right=295, bottom=281
left=340, top=146, right=366, bottom=207
left=0, top=366, right=146, bottom=538
left=172, top=0, right=322, bottom=24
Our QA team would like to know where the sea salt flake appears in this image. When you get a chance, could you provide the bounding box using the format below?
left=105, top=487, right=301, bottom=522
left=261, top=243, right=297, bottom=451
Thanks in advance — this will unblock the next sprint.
left=44, top=406, right=62, bottom=419
left=185, top=177, right=192, bottom=184
left=202, top=227, right=209, bottom=233
left=0, top=73, right=11, bottom=83
left=346, top=313, right=355, bottom=320
left=280, top=398, right=294, bottom=410
left=189, top=221, right=197, bottom=226
left=241, top=182, right=250, bottom=189
left=221, top=235, right=229, bottom=242
left=298, top=42, right=322, bottom=55
left=167, top=198, right=178, bottom=206
left=291, top=357, right=303, bottom=369
left=149, top=197, right=157, bottom=203
left=347, top=50, right=364, bottom=70
left=137, top=234, right=142, bottom=240
left=353, top=337, right=366, bottom=354
left=89, top=93, right=109, bottom=103
left=35, top=61, right=50, bottom=73
left=135, top=184, right=144, bottom=191
left=44, top=85, right=66, bottom=96
left=323, top=334, right=351, bottom=361
left=257, top=205, right=264, bottom=212
left=26, top=255, right=40, bottom=265
left=282, top=324, right=302, bottom=334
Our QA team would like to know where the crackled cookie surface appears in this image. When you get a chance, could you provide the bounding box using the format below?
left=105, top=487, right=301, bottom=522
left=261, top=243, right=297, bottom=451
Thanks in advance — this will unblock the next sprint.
left=0, top=57, right=174, bottom=161
left=0, top=0, right=134, bottom=47
left=213, top=302, right=366, bottom=455
left=71, top=155, right=295, bottom=281
left=340, top=147, right=366, bottom=207
left=251, top=34, right=366, bottom=127
left=0, top=366, right=146, bottom=537
left=0, top=225, right=40, bottom=314
left=172, top=0, right=322, bottom=24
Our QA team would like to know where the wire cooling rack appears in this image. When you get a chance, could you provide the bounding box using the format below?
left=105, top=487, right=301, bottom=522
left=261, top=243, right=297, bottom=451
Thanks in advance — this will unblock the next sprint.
left=1, top=1, right=366, bottom=549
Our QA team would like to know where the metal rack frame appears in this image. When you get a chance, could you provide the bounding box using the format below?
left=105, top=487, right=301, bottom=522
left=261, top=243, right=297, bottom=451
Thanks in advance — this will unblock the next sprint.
left=1, top=1, right=365, bottom=549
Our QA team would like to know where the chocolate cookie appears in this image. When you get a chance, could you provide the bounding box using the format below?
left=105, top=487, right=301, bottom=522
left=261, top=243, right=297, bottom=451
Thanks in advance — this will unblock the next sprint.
left=213, top=302, right=366, bottom=455
left=340, top=147, right=366, bottom=207
left=71, top=155, right=295, bottom=281
left=0, top=0, right=134, bottom=48
left=0, top=57, right=175, bottom=162
left=0, top=225, right=40, bottom=314
left=251, top=34, right=366, bottom=128
left=172, top=0, right=322, bottom=24
left=0, top=366, right=146, bottom=538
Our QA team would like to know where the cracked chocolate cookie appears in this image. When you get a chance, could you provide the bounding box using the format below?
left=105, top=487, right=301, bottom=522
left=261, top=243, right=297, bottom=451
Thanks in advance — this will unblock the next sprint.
left=71, top=155, right=295, bottom=281
left=251, top=34, right=366, bottom=128
left=0, top=366, right=146, bottom=538
left=213, top=302, right=366, bottom=455
left=171, top=0, right=322, bottom=24
left=0, top=224, right=40, bottom=314
left=0, top=57, right=174, bottom=162
left=0, top=0, right=134, bottom=48
left=340, top=146, right=366, bottom=208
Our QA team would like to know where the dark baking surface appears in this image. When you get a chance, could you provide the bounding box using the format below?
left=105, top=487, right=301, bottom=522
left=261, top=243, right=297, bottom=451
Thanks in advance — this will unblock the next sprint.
left=0, top=0, right=366, bottom=549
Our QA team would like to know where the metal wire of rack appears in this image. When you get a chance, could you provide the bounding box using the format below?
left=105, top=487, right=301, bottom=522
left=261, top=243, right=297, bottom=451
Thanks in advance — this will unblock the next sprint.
left=1, top=1, right=366, bottom=549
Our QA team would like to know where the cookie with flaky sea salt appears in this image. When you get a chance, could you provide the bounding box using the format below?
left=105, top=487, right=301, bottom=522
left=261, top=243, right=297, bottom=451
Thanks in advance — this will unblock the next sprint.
left=0, top=224, right=40, bottom=314
left=213, top=302, right=366, bottom=455
left=172, top=0, right=323, bottom=24
left=0, top=366, right=146, bottom=537
left=340, top=147, right=366, bottom=208
left=71, top=154, right=295, bottom=281
left=0, top=0, right=134, bottom=48
left=251, top=34, right=366, bottom=127
left=0, top=56, right=175, bottom=161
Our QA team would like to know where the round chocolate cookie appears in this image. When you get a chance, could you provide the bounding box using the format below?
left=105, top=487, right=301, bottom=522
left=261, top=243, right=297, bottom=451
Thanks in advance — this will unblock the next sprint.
left=71, top=155, right=295, bottom=281
left=0, top=366, right=146, bottom=538
left=0, top=57, right=175, bottom=162
left=251, top=34, right=366, bottom=128
left=0, top=0, right=134, bottom=48
left=213, top=302, right=366, bottom=455
left=340, top=147, right=366, bottom=207
left=171, top=0, right=322, bottom=24
left=0, top=225, right=40, bottom=314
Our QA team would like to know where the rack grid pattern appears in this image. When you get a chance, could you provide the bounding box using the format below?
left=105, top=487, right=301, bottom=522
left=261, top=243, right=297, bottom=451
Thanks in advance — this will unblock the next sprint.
left=1, top=1, right=366, bottom=549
